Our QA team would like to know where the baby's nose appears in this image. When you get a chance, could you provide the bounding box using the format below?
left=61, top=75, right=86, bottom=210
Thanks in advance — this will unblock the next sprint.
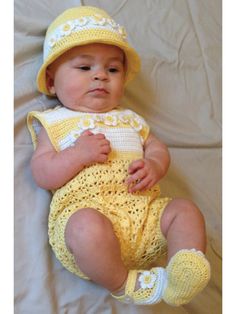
left=93, top=68, right=108, bottom=81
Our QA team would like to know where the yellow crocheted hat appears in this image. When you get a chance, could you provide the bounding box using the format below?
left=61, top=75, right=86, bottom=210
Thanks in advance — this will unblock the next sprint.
left=37, top=6, right=141, bottom=95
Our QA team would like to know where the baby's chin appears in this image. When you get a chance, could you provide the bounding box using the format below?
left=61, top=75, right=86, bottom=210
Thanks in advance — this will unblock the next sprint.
left=65, top=102, right=119, bottom=113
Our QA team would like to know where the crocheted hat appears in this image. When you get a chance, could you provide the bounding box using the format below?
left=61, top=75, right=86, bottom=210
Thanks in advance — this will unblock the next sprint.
left=37, top=6, right=141, bottom=95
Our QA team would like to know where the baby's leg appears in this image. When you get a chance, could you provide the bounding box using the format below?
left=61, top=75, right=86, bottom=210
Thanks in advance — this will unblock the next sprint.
left=160, top=198, right=207, bottom=260
left=112, top=198, right=210, bottom=306
left=65, top=208, right=128, bottom=292
left=159, top=198, right=210, bottom=306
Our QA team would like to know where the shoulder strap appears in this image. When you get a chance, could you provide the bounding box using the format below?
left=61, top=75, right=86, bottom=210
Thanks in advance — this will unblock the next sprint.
left=27, top=106, right=66, bottom=151
left=123, top=109, right=150, bottom=143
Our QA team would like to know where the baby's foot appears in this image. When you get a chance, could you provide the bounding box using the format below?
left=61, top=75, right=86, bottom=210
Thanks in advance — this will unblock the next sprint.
left=163, top=249, right=211, bottom=306
left=111, top=249, right=210, bottom=306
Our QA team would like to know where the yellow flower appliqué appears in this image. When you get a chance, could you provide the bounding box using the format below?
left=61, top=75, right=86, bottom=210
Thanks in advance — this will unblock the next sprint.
left=48, top=36, right=57, bottom=48
left=92, top=14, right=106, bottom=26
left=119, top=112, right=131, bottom=124
left=103, top=115, right=118, bottom=126
left=76, top=17, right=89, bottom=27
left=60, top=21, right=75, bottom=36
left=78, top=118, right=95, bottom=130
left=118, top=26, right=127, bottom=40
left=138, top=271, right=157, bottom=289
left=130, top=117, right=143, bottom=131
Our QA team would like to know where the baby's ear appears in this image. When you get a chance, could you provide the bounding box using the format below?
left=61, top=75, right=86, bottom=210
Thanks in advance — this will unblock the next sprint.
left=46, top=68, right=56, bottom=95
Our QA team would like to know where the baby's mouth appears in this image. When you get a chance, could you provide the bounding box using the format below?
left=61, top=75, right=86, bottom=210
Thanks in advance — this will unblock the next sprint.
left=88, top=88, right=109, bottom=94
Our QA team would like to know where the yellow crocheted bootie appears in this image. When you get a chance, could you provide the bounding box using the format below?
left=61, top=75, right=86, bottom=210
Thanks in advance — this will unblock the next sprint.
left=162, top=249, right=211, bottom=306
left=111, top=267, right=167, bottom=305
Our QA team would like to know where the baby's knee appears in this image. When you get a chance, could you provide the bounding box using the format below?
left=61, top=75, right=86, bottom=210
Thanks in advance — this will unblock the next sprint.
left=161, top=198, right=205, bottom=235
left=177, top=199, right=205, bottom=224
left=166, top=198, right=203, bottom=219
left=65, top=208, right=113, bottom=251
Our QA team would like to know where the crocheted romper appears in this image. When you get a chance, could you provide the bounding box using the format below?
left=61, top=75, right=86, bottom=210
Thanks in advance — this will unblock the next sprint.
left=27, top=106, right=171, bottom=279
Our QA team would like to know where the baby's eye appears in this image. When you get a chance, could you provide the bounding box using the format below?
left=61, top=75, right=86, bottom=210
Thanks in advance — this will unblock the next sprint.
left=78, top=66, right=91, bottom=71
left=108, top=68, right=119, bottom=73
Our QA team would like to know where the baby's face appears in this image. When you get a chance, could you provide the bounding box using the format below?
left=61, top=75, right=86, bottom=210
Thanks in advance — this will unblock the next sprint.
left=47, top=43, right=126, bottom=113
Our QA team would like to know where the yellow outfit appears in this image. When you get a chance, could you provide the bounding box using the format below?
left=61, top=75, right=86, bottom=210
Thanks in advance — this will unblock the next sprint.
left=27, top=105, right=171, bottom=279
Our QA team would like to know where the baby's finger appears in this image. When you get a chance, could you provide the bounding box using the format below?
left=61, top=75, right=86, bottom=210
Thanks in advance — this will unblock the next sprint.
left=128, top=159, right=145, bottom=174
left=143, top=179, right=156, bottom=191
left=101, top=144, right=111, bottom=154
left=126, top=168, right=146, bottom=185
left=97, top=153, right=109, bottom=163
left=100, top=139, right=111, bottom=146
left=94, top=133, right=106, bottom=139
left=81, top=130, right=93, bottom=136
left=129, top=177, right=151, bottom=193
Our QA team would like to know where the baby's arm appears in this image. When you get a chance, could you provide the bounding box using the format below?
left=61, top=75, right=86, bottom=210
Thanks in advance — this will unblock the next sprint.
left=31, top=128, right=111, bottom=190
left=126, top=132, right=170, bottom=193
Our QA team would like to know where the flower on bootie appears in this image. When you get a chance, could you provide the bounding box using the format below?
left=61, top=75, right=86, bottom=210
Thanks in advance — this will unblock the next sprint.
left=138, top=271, right=157, bottom=289
left=162, top=249, right=211, bottom=306
left=111, top=267, right=167, bottom=305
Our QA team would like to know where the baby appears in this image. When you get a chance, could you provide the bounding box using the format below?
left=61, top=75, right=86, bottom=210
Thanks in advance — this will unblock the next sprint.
left=27, top=6, right=210, bottom=306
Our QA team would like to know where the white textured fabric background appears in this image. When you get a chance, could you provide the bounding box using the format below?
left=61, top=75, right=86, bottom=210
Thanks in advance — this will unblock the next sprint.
left=14, top=0, right=221, bottom=313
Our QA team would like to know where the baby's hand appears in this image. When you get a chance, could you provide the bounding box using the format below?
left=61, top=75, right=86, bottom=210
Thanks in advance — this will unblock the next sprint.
left=126, top=158, right=160, bottom=193
left=74, top=130, right=111, bottom=166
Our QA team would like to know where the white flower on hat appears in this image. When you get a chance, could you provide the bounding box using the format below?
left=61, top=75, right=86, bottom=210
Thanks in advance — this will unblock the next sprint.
left=75, top=17, right=89, bottom=27
left=118, top=26, right=127, bottom=40
left=60, top=21, right=75, bottom=36
left=107, top=18, right=117, bottom=28
left=92, top=14, right=106, bottom=26
left=48, top=36, right=57, bottom=48
left=138, top=271, right=157, bottom=289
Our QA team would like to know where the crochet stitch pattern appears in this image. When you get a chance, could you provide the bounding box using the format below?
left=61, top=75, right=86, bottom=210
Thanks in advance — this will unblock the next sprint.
left=163, top=249, right=211, bottom=306
left=44, top=15, right=127, bottom=59
left=27, top=106, right=171, bottom=277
